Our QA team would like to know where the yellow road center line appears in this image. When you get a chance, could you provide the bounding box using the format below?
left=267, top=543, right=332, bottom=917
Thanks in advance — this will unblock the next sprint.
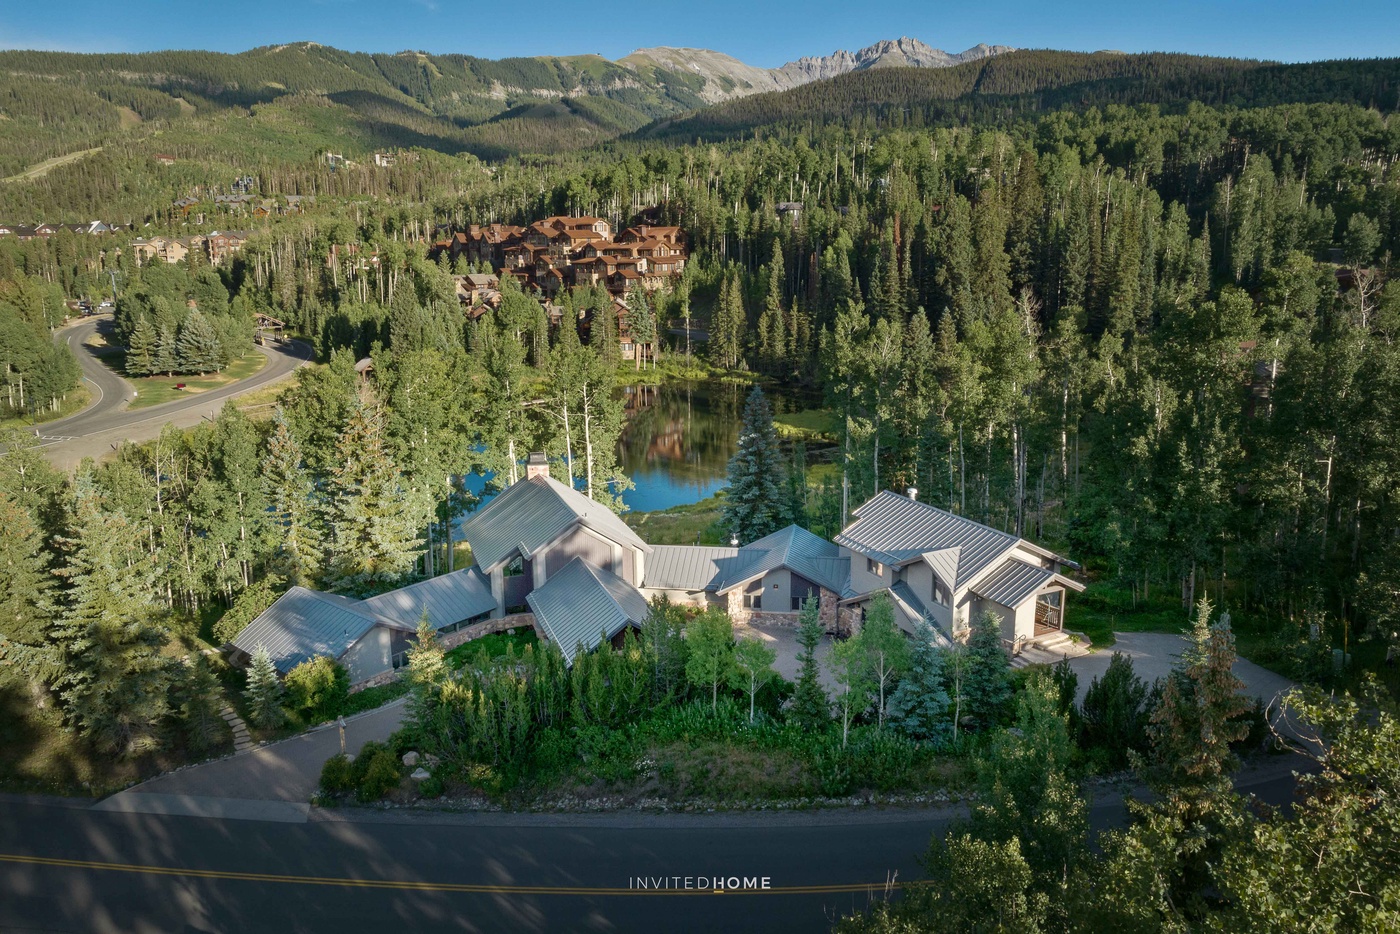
left=0, top=854, right=910, bottom=896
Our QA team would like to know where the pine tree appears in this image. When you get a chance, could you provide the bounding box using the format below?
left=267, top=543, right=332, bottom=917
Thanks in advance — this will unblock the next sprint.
left=887, top=617, right=952, bottom=743
left=788, top=596, right=830, bottom=730
left=757, top=243, right=786, bottom=372
left=625, top=284, right=655, bottom=370
left=50, top=475, right=173, bottom=756
left=262, top=407, right=320, bottom=585
left=176, top=309, right=222, bottom=374
left=125, top=315, right=156, bottom=377
left=0, top=487, right=58, bottom=682
left=177, top=655, right=226, bottom=753
left=963, top=611, right=1012, bottom=731
left=324, top=385, right=425, bottom=592
left=722, top=386, right=789, bottom=544
left=244, top=645, right=284, bottom=729
left=153, top=324, right=178, bottom=377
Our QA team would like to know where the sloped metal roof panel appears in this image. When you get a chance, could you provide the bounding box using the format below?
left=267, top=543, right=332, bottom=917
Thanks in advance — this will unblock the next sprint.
left=458, top=475, right=649, bottom=573
left=644, top=545, right=739, bottom=591
left=835, top=491, right=1019, bottom=589
left=230, top=586, right=380, bottom=673
left=971, top=559, right=1055, bottom=608
left=361, top=567, right=496, bottom=630
left=712, top=525, right=849, bottom=594
left=527, top=557, right=650, bottom=666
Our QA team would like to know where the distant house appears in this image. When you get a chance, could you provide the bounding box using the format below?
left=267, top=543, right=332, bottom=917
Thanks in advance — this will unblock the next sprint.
left=154, top=154, right=176, bottom=166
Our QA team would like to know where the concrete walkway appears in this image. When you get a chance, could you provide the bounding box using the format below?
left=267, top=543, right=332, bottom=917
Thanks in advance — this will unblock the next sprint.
left=96, top=698, right=409, bottom=821
left=220, top=705, right=253, bottom=753
left=733, top=621, right=839, bottom=692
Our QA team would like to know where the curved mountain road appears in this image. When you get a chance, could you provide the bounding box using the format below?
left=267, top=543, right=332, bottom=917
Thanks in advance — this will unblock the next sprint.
left=32, top=315, right=312, bottom=470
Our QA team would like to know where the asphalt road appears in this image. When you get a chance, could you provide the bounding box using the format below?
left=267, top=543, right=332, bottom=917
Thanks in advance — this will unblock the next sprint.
left=0, top=756, right=1311, bottom=934
left=31, top=316, right=312, bottom=470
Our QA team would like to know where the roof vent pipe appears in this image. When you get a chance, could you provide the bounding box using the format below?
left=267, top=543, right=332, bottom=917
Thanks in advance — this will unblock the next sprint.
left=907, top=487, right=918, bottom=501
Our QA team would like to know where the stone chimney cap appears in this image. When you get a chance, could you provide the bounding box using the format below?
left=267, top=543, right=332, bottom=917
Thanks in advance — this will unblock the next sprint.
left=527, top=451, right=548, bottom=466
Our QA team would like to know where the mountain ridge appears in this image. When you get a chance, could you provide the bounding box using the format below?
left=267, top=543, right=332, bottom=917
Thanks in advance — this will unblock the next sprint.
left=620, top=38, right=1014, bottom=101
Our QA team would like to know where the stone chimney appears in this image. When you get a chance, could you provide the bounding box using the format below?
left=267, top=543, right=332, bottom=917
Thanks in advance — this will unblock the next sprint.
left=526, top=451, right=550, bottom=481
left=907, top=487, right=918, bottom=501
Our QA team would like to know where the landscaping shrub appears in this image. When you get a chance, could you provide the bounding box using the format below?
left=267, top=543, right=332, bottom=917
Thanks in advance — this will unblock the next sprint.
left=320, top=753, right=356, bottom=794
left=285, top=656, right=349, bottom=722
left=1079, top=652, right=1150, bottom=769
left=419, top=773, right=445, bottom=798
left=848, top=729, right=919, bottom=793
left=355, top=747, right=402, bottom=802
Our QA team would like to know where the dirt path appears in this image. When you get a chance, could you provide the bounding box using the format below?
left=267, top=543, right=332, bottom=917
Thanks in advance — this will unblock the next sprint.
left=3, top=146, right=104, bottom=183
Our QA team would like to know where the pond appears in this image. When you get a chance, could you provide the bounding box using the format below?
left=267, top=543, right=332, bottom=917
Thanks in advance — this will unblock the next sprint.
left=458, top=379, right=830, bottom=517
left=615, top=379, right=826, bottom=512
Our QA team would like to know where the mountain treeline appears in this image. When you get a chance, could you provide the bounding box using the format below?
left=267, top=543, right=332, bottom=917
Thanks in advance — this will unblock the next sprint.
left=642, top=50, right=1400, bottom=141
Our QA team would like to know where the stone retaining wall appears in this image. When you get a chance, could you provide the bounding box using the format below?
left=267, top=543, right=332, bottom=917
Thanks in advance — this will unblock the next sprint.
left=439, top=613, right=539, bottom=651
left=348, top=613, right=540, bottom=693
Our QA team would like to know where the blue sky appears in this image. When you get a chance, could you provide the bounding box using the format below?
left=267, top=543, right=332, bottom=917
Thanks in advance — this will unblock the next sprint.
left=2, top=1, right=1397, bottom=66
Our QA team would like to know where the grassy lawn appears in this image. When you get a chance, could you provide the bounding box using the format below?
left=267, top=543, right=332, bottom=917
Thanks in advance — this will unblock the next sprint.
left=0, top=383, right=91, bottom=431
left=129, top=353, right=267, bottom=409
left=445, top=629, right=540, bottom=669
left=774, top=408, right=839, bottom=441
left=624, top=492, right=729, bottom=545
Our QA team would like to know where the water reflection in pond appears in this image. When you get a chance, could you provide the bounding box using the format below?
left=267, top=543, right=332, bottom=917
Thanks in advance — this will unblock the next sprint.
left=457, top=379, right=829, bottom=517
left=616, top=380, right=826, bottom=513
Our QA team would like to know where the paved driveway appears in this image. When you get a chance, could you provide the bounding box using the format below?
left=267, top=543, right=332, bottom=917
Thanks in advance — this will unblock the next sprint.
left=1064, top=632, right=1295, bottom=708
left=95, top=699, right=409, bottom=820
left=733, top=621, right=839, bottom=692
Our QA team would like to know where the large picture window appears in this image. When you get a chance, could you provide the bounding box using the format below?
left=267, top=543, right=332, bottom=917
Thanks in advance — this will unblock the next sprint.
left=503, top=555, right=524, bottom=578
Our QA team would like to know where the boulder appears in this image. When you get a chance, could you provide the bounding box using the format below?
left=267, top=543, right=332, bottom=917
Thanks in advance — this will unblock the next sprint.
left=402, top=751, right=420, bottom=768
left=410, top=768, right=431, bottom=782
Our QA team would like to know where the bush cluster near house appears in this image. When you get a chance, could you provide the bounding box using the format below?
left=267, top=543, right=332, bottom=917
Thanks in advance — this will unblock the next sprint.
left=343, top=596, right=1066, bottom=804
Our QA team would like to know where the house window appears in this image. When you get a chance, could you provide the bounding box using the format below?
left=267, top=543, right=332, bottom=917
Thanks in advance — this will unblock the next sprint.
left=866, top=557, right=884, bottom=577
left=934, top=583, right=949, bottom=607
left=503, top=555, right=524, bottom=578
left=743, top=593, right=762, bottom=610
left=391, top=650, right=409, bottom=670
left=791, top=595, right=805, bottom=611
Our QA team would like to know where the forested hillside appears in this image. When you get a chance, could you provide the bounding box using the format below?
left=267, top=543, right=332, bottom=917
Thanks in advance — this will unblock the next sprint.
left=641, top=50, right=1400, bottom=140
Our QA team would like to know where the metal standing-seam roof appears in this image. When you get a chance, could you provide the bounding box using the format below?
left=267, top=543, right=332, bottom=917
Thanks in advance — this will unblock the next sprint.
left=644, top=545, right=740, bottom=591
left=527, top=557, right=652, bottom=666
left=643, top=526, right=851, bottom=596
left=361, top=567, right=496, bottom=629
left=835, top=491, right=1020, bottom=589
left=970, top=559, right=1056, bottom=608
left=712, top=525, right=850, bottom=594
left=458, top=475, right=650, bottom=573
left=230, top=586, right=382, bottom=674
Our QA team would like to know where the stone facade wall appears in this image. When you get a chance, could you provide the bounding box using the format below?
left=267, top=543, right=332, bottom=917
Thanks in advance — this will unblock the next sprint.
left=349, top=669, right=399, bottom=693
left=347, top=613, right=540, bottom=693
left=439, top=613, right=538, bottom=651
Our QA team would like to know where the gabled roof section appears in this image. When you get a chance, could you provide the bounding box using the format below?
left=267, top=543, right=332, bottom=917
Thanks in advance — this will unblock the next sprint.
left=230, top=586, right=381, bottom=674
left=835, top=491, right=1020, bottom=589
left=970, top=559, right=1057, bottom=608
left=361, top=567, right=496, bottom=630
left=527, top=557, right=651, bottom=666
left=458, top=474, right=650, bottom=573
left=922, top=547, right=961, bottom=591
left=712, top=524, right=849, bottom=595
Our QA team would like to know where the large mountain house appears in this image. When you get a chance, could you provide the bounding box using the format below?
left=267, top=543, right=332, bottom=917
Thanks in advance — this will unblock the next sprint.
left=230, top=457, right=1082, bottom=687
